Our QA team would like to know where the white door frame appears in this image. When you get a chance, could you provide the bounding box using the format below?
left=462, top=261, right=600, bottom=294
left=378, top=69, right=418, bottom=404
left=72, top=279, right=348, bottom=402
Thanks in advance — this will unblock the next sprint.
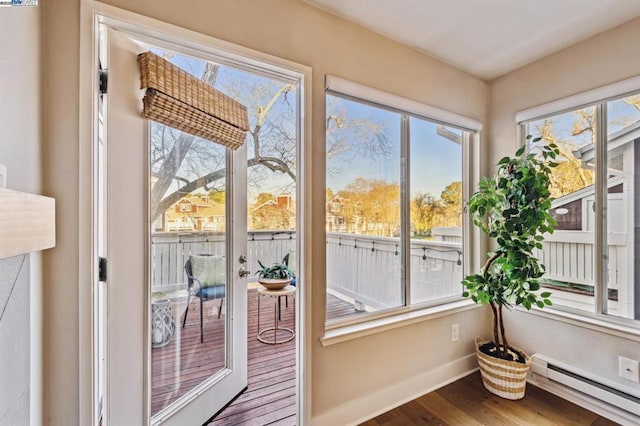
left=78, top=2, right=312, bottom=424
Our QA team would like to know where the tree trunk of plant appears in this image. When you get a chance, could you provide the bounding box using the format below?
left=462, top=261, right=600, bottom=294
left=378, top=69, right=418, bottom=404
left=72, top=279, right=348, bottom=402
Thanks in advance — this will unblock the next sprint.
left=498, top=304, right=509, bottom=359
left=489, top=301, right=501, bottom=351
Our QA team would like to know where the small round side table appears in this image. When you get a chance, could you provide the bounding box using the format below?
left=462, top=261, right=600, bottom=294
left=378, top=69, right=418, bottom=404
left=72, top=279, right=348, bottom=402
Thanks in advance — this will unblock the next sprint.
left=257, top=285, right=296, bottom=344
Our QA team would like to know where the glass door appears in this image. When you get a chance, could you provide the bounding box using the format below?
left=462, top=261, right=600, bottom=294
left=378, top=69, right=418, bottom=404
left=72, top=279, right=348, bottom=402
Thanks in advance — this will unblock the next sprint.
left=100, top=26, right=247, bottom=425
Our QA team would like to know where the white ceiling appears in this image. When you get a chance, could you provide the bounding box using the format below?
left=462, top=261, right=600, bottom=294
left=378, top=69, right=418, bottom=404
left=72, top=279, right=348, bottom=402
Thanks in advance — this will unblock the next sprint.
left=305, top=0, right=640, bottom=80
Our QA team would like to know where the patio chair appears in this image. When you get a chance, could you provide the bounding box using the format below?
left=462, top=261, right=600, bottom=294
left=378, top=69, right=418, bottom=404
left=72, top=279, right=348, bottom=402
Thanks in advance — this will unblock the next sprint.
left=183, top=254, right=226, bottom=343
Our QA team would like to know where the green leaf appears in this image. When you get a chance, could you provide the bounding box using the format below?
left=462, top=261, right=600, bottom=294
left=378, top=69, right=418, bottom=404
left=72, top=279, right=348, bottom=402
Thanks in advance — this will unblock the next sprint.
left=515, top=145, right=526, bottom=156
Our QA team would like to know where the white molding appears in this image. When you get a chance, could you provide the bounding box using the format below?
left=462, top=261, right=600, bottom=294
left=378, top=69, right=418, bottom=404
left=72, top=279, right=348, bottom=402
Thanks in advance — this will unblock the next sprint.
left=516, top=75, right=640, bottom=123
left=514, top=306, right=640, bottom=342
left=321, top=300, right=478, bottom=346
left=311, top=354, right=478, bottom=426
left=326, top=75, right=483, bottom=131
left=528, top=375, right=640, bottom=426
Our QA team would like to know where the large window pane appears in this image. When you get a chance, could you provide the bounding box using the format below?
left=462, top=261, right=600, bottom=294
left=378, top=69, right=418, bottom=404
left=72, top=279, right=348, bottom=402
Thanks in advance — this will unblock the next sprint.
left=606, top=94, right=640, bottom=320
left=150, top=121, right=228, bottom=416
left=409, top=119, right=464, bottom=305
left=326, top=95, right=402, bottom=321
left=147, top=47, right=300, bottom=415
left=525, top=106, right=597, bottom=314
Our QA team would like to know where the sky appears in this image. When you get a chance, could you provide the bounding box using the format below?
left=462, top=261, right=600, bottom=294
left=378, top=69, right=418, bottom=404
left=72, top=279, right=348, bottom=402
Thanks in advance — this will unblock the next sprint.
left=148, top=45, right=465, bottom=210
left=326, top=95, right=463, bottom=200
left=146, top=46, right=298, bottom=204
left=146, top=45, right=640, bottom=209
left=526, top=98, right=640, bottom=166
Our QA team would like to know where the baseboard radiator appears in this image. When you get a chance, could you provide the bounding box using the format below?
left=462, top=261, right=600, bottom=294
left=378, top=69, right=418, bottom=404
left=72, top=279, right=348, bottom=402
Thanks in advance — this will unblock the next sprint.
left=531, top=354, right=640, bottom=417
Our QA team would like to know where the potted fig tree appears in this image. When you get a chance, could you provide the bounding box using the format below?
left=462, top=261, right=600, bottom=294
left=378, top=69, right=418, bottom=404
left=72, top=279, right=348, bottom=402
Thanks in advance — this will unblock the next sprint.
left=462, top=137, right=558, bottom=400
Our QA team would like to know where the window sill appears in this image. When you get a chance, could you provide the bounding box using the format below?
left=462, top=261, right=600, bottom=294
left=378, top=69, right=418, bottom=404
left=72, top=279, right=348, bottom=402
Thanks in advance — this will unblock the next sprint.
left=321, top=300, right=480, bottom=347
left=515, top=306, right=640, bottom=342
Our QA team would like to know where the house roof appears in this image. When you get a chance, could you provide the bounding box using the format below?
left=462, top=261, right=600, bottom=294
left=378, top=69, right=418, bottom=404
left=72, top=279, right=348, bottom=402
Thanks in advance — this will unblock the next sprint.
left=552, top=175, right=624, bottom=207
left=574, top=120, right=640, bottom=163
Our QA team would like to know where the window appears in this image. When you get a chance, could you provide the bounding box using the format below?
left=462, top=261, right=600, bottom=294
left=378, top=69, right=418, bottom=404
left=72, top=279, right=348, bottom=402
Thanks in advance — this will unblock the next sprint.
left=409, top=120, right=464, bottom=306
left=521, top=91, right=640, bottom=323
left=325, top=78, right=478, bottom=324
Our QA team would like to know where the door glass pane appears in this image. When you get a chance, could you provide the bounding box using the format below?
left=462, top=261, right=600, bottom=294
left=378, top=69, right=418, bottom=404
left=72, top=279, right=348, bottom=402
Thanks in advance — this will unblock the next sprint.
left=409, top=119, right=464, bottom=305
left=148, top=52, right=229, bottom=416
left=325, top=95, right=402, bottom=322
left=606, top=94, right=640, bottom=320
left=525, top=106, right=597, bottom=314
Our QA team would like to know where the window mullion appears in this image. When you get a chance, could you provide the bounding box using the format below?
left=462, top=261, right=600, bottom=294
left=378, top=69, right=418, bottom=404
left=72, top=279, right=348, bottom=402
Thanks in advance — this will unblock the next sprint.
left=402, top=114, right=411, bottom=307
left=595, top=103, right=608, bottom=315
left=462, top=131, right=472, bottom=276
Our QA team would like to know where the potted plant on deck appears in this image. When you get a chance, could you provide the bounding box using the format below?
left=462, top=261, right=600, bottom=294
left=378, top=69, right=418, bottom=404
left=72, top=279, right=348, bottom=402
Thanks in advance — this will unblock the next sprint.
left=256, top=260, right=296, bottom=291
left=462, top=137, right=558, bottom=400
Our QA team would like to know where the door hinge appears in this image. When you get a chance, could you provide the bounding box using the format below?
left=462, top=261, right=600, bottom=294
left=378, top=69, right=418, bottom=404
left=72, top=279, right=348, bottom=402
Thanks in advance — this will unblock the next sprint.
left=98, top=257, right=108, bottom=282
left=99, top=69, right=108, bottom=94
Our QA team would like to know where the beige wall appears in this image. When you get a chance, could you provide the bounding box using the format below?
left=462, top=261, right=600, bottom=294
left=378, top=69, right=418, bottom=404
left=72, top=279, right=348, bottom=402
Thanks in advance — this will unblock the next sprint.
left=41, top=0, right=490, bottom=424
left=0, top=6, right=42, bottom=426
left=490, top=16, right=640, bottom=393
left=41, top=0, right=80, bottom=424
left=0, top=7, right=41, bottom=193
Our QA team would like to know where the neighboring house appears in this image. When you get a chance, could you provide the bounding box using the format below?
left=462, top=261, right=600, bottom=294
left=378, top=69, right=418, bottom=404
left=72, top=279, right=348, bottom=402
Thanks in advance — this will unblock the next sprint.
left=540, top=122, right=640, bottom=318
left=251, top=194, right=295, bottom=230
left=326, top=195, right=399, bottom=235
left=326, top=195, right=349, bottom=233
left=157, top=195, right=226, bottom=232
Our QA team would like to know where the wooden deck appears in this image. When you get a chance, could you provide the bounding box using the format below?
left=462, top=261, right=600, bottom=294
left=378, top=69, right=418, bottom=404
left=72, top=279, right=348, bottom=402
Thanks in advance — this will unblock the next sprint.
left=153, top=294, right=619, bottom=425
left=151, top=288, right=359, bottom=424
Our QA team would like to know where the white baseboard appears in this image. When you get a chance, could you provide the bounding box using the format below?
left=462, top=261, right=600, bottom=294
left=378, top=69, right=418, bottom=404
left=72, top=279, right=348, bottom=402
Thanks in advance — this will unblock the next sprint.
left=311, top=353, right=478, bottom=426
left=528, top=375, right=640, bottom=426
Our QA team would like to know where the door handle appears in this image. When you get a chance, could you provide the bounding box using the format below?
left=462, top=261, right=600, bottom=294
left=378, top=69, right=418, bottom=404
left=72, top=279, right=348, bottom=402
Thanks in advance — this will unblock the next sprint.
left=239, top=267, right=251, bottom=278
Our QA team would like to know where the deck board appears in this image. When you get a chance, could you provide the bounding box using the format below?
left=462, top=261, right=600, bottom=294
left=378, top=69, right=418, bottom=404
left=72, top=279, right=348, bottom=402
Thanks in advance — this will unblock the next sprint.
left=151, top=288, right=358, bottom=424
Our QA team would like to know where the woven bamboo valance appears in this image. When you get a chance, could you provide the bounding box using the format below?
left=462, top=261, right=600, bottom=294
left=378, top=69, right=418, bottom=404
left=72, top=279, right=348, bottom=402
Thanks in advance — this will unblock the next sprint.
left=137, top=52, right=249, bottom=150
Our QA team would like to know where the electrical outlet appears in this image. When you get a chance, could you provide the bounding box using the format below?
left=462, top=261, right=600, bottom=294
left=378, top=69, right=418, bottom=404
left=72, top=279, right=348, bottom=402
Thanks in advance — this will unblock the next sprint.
left=0, top=164, right=6, bottom=188
left=619, top=356, right=640, bottom=383
left=451, top=324, right=459, bottom=342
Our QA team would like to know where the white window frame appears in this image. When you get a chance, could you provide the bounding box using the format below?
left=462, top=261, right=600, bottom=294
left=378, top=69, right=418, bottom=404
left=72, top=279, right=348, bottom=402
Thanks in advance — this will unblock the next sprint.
left=517, top=78, right=640, bottom=332
left=324, top=76, right=482, bottom=334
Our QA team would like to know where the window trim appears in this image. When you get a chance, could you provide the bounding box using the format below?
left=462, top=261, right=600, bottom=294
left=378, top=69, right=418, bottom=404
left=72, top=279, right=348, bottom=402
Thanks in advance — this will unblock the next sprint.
left=325, top=80, right=479, bottom=329
left=326, top=75, right=483, bottom=132
left=322, top=299, right=480, bottom=346
left=517, top=81, right=640, bottom=329
left=516, top=75, right=640, bottom=123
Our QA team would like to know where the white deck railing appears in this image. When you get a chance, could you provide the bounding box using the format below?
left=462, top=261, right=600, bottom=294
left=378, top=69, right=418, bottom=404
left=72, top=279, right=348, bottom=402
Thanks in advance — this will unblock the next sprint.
left=151, top=231, right=295, bottom=293
left=325, top=233, right=464, bottom=310
left=151, top=229, right=632, bottom=318
left=535, top=230, right=630, bottom=317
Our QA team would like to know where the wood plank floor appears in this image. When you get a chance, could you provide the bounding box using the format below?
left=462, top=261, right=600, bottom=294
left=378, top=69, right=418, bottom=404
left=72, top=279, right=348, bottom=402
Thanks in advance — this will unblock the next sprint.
left=360, top=371, right=620, bottom=426
left=151, top=288, right=359, bottom=424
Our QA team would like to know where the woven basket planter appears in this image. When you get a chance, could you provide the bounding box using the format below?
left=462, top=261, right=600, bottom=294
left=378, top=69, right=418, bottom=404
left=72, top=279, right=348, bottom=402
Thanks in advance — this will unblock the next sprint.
left=475, top=337, right=531, bottom=400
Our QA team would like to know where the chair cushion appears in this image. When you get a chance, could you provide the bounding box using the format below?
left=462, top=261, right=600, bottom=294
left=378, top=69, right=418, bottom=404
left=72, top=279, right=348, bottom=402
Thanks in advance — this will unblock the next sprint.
left=190, top=254, right=226, bottom=288
left=197, top=285, right=225, bottom=300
